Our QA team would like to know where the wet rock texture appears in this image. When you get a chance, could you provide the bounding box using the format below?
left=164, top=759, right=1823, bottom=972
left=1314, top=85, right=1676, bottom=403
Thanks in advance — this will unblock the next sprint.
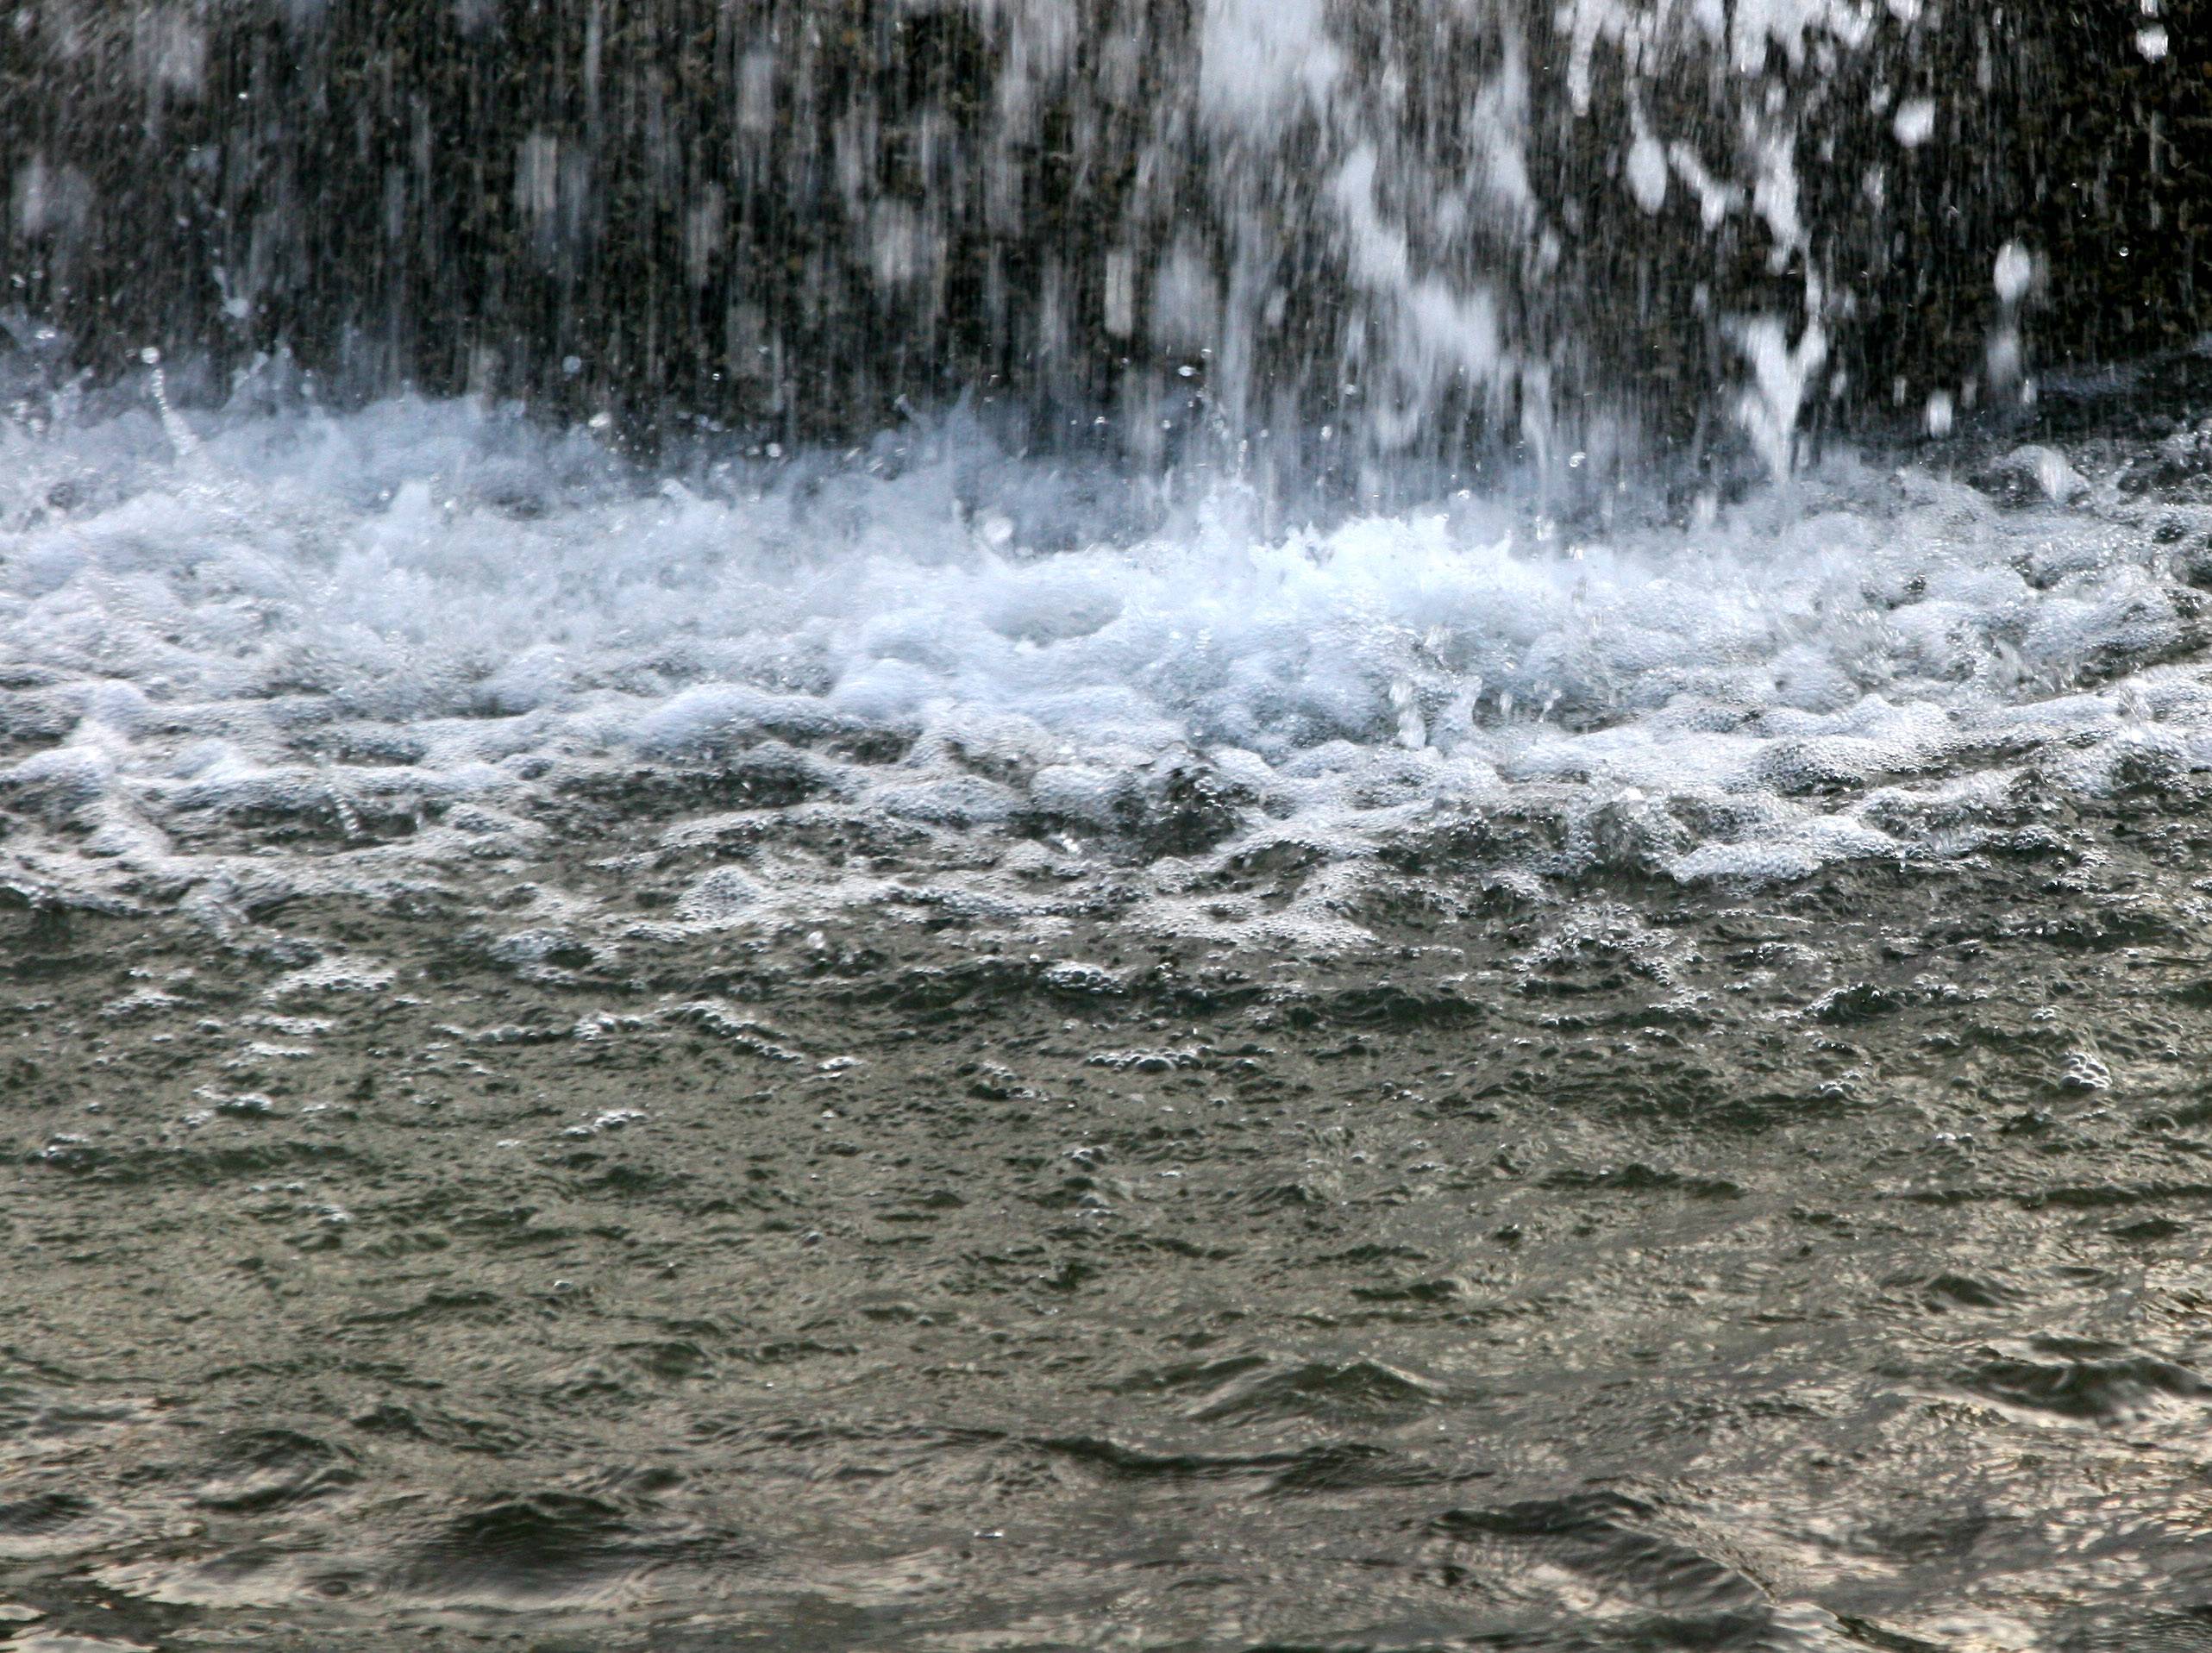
left=0, top=1, right=2204, bottom=466
left=9, top=736, right=2212, bottom=1647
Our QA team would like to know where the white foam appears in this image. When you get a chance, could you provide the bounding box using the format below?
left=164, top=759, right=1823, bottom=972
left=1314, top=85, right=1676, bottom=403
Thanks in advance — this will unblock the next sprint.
left=0, top=394, right=2206, bottom=949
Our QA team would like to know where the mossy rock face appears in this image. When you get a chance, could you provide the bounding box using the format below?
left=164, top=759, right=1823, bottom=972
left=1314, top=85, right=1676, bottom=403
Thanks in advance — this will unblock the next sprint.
left=0, top=1, right=2203, bottom=470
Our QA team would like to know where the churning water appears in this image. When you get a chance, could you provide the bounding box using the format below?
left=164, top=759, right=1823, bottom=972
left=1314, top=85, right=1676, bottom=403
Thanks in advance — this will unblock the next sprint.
left=9, top=4, right=2212, bottom=1653
left=2, top=380, right=2209, bottom=946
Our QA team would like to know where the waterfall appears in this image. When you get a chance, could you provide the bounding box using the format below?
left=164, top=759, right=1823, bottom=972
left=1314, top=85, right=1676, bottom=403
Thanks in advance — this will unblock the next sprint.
left=0, top=1, right=2181, bottom=486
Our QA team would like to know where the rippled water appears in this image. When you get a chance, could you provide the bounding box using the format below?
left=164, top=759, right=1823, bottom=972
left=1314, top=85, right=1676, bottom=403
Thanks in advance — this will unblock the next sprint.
left=6, top=0, right=2209, bottom=1641
left=8, top=376, right=2212, bottom=1650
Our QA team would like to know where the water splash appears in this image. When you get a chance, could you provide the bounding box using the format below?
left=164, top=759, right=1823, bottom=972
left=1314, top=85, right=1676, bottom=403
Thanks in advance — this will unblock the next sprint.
left=0, top=0, right=2081, bottom=487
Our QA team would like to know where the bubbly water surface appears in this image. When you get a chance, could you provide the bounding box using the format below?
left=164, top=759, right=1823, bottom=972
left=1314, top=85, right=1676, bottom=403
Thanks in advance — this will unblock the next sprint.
left=1, top=392, right=2203, bottom=945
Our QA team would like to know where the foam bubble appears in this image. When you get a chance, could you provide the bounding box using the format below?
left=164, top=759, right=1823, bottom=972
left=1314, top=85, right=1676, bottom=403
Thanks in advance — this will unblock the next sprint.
left=0, top=393, right=2206, bottom=946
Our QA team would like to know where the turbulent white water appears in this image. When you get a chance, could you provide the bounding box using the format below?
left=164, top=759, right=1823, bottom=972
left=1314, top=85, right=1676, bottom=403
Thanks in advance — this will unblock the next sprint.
left=0, top=392, right=2205, bottom=951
